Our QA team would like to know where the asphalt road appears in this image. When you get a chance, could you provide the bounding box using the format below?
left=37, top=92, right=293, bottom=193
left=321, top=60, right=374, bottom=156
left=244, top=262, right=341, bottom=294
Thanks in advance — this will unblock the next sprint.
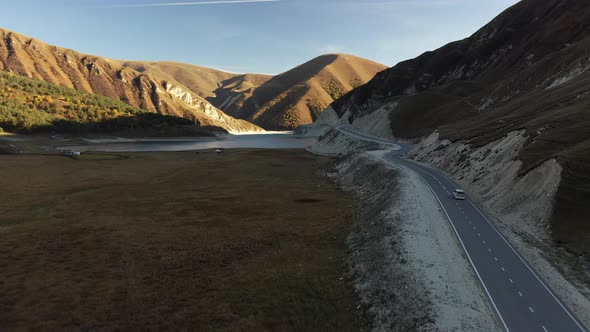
left=335, top=126, right=587, bottom=332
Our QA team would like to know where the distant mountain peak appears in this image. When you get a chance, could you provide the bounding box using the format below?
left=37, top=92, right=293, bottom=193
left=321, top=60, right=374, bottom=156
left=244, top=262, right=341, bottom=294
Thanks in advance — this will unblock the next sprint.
left=217, top=52, right=387, bottom=130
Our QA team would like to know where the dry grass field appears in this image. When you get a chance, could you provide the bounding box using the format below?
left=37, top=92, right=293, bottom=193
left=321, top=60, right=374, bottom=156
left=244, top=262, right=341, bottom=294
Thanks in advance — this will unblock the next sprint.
left=0, top=149, right=366, bottom=331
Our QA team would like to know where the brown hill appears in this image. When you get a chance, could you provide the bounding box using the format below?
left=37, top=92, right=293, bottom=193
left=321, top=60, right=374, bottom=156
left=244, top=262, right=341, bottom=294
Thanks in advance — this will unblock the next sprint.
left=219, top=54, right=387, bottom=130
left=0, top=28, right=263, bottom=133
left=122, top=61, right=273, bottom=102
left=329, top=0, right=590, bottom=264
left=0, top=28, right=384, bottom=132
left=0, top=71, right=215, bottom=136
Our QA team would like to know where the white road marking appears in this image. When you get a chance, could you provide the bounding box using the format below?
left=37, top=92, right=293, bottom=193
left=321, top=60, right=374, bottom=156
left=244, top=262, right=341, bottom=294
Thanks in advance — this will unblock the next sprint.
left=542, top=325, right=548, bottom=332
left=477, top=233, right=481, bottom=237
left=488, top=248, right=492, bottom=252
left=529, top=307, right=535, bottom=313
left=494, top=257, right=498, bottom=261
left=519, top=291, right=524, bottom=297
left=483, top=240, right=486, bottom=244
left=501, top=267, right=505, bottom=272
left=509, top=278, right=513, bottom=284
left=421, top=171, right=451, bottom=195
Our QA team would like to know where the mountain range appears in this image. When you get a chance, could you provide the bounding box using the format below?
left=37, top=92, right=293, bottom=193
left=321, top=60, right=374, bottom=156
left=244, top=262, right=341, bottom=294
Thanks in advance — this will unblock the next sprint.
left=0, top=28, right=385, bottom=132
left=218, top=53, right=386, bottom=129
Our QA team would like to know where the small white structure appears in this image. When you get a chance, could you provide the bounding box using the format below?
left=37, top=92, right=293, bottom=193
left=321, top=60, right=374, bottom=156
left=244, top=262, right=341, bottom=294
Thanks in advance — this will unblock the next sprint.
left=63, top=150, right=81, bottom=156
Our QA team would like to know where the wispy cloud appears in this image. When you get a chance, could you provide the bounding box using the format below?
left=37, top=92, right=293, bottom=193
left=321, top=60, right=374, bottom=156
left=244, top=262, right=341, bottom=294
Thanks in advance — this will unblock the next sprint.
left=349, top=0, right=456, bottom=8
left=317, top=45, right=344, bottom=55
left=110, top=0, right=280, bottom=8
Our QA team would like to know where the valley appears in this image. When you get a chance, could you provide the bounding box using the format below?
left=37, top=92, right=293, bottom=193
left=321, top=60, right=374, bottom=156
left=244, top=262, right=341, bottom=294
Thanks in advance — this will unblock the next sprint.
left=1, top=0, right=589, bottom=330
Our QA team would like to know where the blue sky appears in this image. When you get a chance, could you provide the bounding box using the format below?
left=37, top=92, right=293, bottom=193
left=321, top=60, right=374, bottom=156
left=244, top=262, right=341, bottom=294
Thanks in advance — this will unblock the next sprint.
left=1, top=0, right=519, bottom=74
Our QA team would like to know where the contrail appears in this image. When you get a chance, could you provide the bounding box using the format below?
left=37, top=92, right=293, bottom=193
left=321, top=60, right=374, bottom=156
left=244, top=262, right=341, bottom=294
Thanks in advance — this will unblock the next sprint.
left=110, top=0, right=280, bottom=8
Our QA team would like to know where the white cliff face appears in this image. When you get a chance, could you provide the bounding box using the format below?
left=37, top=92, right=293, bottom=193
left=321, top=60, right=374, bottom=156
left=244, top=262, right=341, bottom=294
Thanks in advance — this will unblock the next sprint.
left=309, top=107, right=562, bottom=239
left=297, top=106, right=351, bottom=136
left=409, top=130, right=562, bottom=243
left=349, top=103, right=396, bottom=139
left=546, top=56, right=590, bottom=89
left=203, top=103, right=223, bottom=122
left=161, top=81, right=263, bottom=134
left=164, top=83, right=195, bottom=106
left=218, top=93, right=243, bottom=110
left=315, top=106, right=349, bottom=127
left=299, top=102, right=396, bottom=139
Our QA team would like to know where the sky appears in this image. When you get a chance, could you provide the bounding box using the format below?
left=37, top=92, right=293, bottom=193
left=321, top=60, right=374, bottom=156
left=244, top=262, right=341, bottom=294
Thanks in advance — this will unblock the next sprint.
left=0, top=0, right=520, bottom=74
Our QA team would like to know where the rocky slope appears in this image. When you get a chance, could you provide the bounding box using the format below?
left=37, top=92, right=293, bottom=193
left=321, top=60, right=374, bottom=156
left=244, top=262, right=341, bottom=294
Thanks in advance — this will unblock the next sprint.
left=123, top=61, right=273, bottom=105
left=0, top=70, right=217, bottom=136
left=0, top=28, right=263, bottom=134
left=310, top=0, right=590, bottom=280
left=220, top=54, right=387, bottom=130
left=0, top=28, right=385, bottom=132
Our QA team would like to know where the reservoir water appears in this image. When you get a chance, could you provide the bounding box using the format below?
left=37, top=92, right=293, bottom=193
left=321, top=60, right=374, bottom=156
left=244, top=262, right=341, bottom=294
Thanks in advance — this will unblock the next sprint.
left=56, top=133, right=317, bottom=152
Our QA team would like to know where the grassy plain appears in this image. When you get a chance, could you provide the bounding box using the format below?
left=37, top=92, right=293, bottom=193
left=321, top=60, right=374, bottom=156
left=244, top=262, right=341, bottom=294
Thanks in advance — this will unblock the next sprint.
left=0, top=149, right=366, bottom=331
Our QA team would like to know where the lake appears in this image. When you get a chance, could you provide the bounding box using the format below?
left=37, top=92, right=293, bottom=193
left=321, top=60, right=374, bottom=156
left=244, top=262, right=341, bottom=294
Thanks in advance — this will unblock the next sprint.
left=56, top=133, right=317, bottom=152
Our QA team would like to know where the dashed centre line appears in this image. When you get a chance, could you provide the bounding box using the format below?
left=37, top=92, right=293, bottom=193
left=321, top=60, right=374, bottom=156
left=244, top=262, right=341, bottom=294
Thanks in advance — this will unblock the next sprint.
left=529, top=307, right=535, bottom=313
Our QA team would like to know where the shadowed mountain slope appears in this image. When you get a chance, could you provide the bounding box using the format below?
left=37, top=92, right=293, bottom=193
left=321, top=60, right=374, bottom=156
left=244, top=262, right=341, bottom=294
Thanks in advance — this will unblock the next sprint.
left=220, top=54, right=387, bottom=130
left=326, top=0, right=590, bottom=263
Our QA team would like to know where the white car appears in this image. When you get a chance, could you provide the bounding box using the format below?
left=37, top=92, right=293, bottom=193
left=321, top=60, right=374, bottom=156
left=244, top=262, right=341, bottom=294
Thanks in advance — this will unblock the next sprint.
left=452, top=189, right=465, bottom=200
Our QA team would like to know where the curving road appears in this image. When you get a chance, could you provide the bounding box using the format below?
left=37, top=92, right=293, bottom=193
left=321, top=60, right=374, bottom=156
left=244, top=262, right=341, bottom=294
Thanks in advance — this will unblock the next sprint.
left=335, top=126, right=587, bottom=332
